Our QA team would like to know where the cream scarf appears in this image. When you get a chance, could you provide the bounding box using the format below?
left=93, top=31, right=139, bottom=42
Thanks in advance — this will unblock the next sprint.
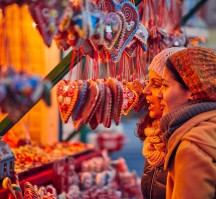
left=142, top=119, right=166, bottom=167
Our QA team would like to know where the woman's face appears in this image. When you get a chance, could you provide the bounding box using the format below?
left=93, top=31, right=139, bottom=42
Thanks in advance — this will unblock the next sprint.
left=142, top=70, right=163, bottom=119
left=157, top=67, right=192, bottom=116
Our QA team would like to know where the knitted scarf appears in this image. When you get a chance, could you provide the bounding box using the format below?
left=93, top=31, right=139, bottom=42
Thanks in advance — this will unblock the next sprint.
left=160, top=101, right=216, bottom=139
left=142, top=119, right=166, bottom=167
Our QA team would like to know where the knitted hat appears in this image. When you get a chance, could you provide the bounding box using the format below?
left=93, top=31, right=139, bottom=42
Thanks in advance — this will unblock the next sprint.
left=148, top=47, right=185, bottom=76
left=168, top=46, right=216, bottom=101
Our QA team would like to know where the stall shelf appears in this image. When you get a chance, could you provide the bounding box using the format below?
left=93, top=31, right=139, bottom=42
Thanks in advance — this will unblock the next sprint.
left=0, top=148, right=102, bottom=198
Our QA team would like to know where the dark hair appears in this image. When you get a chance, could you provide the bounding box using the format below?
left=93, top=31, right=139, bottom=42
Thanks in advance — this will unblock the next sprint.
left=135, top=111, right=154, bottom=142
left=166, top=58, right=189, bottom=90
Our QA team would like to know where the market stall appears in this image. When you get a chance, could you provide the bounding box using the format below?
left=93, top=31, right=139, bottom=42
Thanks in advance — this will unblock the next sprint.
left=0, top=0, right=208, bottom=198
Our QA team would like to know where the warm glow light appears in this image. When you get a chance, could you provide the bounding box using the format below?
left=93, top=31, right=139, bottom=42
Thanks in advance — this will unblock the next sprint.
left=32, top=22, right=37, bottom=28
left=0, top=9, right=2, bottom=19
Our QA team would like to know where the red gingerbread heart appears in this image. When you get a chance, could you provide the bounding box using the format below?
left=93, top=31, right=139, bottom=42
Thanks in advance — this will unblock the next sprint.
left=56, top=80, right=79, bottom=123
left=106, top=78, right=123, bottom=125
left=29, top=0, right=69, bottom=47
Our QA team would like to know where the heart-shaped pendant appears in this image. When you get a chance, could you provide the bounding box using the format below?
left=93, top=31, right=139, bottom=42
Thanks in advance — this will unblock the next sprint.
left=102, top=83, right=113, bottom=128
left=56, top=80, right=79, bottom=123
left=29, top=0, right=69, bottom=47
left=106, top=78, right=123, bottom=125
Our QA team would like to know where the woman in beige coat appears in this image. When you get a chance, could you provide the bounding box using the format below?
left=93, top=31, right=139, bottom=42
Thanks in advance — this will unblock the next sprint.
left=157, top=46, right=216, bottom=199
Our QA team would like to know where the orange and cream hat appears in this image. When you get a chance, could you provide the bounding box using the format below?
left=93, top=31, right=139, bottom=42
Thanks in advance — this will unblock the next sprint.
left=167, top=46, right=216, bottom=101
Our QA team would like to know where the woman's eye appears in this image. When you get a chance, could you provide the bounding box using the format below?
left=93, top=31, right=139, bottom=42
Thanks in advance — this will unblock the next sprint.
left=153, top=83, right=161, bottom=88
left=162, top=84, right=168, bottom=88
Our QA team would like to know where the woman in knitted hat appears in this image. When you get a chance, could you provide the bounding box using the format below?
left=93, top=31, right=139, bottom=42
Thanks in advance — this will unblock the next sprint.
left=135, top=47, right=185, bottom=199
left=158, top=46, right=216, bottom=199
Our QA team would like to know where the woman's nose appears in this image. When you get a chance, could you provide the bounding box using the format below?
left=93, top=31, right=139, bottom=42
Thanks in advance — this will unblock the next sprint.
left=142, top=84, right=151, bottom=95
left=156, top=87, right=163, bottom=99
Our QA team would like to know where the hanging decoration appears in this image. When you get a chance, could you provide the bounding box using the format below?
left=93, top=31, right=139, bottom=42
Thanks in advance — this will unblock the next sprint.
left=0, top=4, right=52, bottom=121
left=54, top=0, right=148, bottom=62
left=57, top=78, right=124, bottom=131
left=0, top=66, right=52, bottom=121
left=1, top=0, right=206, bottom=132
left=28, top=0, right=69, bottom=47
left=139, top=0, right=187, bottom=60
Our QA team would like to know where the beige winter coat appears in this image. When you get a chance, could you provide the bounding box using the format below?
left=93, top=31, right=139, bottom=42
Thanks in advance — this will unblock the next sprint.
left=164, top=109, right=216, bottom=199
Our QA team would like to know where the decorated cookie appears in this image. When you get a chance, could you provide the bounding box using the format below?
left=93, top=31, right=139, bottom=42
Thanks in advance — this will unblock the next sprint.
left=28, top=0, right=69, bottom=47
left=102, top=83, right=113, bottom=128
left=106, top=78, right=123, bottom=125
left=121, top=85, right=139, bottom=115
left=56, top=80, right=79, bottom=123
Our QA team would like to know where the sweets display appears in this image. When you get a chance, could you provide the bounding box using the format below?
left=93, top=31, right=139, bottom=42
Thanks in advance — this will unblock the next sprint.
left=11, top=142, right=93, bottom=174
left=2, top=154, right=142, bottom=199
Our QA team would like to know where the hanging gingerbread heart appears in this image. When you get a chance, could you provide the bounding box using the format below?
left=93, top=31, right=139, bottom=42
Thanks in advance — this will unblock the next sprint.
left=28, top=0, right=69, bottom=47
left=127, top=80, right=148, bottom=113
left=125, top=23, right=149, bottom=57
left=86, top=80, right=104, bottom=123
left=110, top=1, right=139, bottom=61
left=101, top=12, right=122, bottom=51
left=72, top=80, right=99, bottom=131
left=72, top=81, right=89, bottom=121
left=121, top=84, right=139, bottom=115
left=134, top=23, right=149, bottom=49
left=56, top=80, right=79, bottom=123
left=82, top=80, right=99, bottom=124
left=95, top=79, right=106, bottom=124
left=102, top=83, right=113, bottom=128
left=127, top=79, right=145, bottom=94
left=71, top=80, right=89, bottom=130
left=106, top=78, right=123, bottom=125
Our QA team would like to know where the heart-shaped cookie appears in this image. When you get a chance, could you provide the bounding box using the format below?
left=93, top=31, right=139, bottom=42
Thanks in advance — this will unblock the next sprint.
left=82, top=80, right=99, bottom=124
left=29, top=0, right=69, bottom=47
left=101, top=12, right=122, bottom=51
left=95, top=79, right=106, bottom=124
left=86, top=80, right=105, bottom=123
left=72, top=80, right=99, bottom=130
left=121, top=85, right=139, bottom=115
left=56, top=80, right=79, bottom=123
left=110, top=1, right=139, bottom=61
left=72, top=81, right=89, bottom=121
left=102, top=83, right=113, bottom=128
left=106, top=78, right=123, bottom=125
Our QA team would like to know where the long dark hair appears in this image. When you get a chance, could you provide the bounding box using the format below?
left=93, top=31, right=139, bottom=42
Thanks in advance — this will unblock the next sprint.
left=166, top=59, right=189, bottom=90
left=135, top=111, right=154, bottom=142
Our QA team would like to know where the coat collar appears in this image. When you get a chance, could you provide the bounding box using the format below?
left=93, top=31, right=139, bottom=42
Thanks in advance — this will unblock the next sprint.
left=164, top=109, right=216, bottom=170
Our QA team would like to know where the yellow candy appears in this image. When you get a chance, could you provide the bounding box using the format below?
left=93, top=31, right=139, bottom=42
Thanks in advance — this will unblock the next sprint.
left=2, top=177, right=11, bottom=189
